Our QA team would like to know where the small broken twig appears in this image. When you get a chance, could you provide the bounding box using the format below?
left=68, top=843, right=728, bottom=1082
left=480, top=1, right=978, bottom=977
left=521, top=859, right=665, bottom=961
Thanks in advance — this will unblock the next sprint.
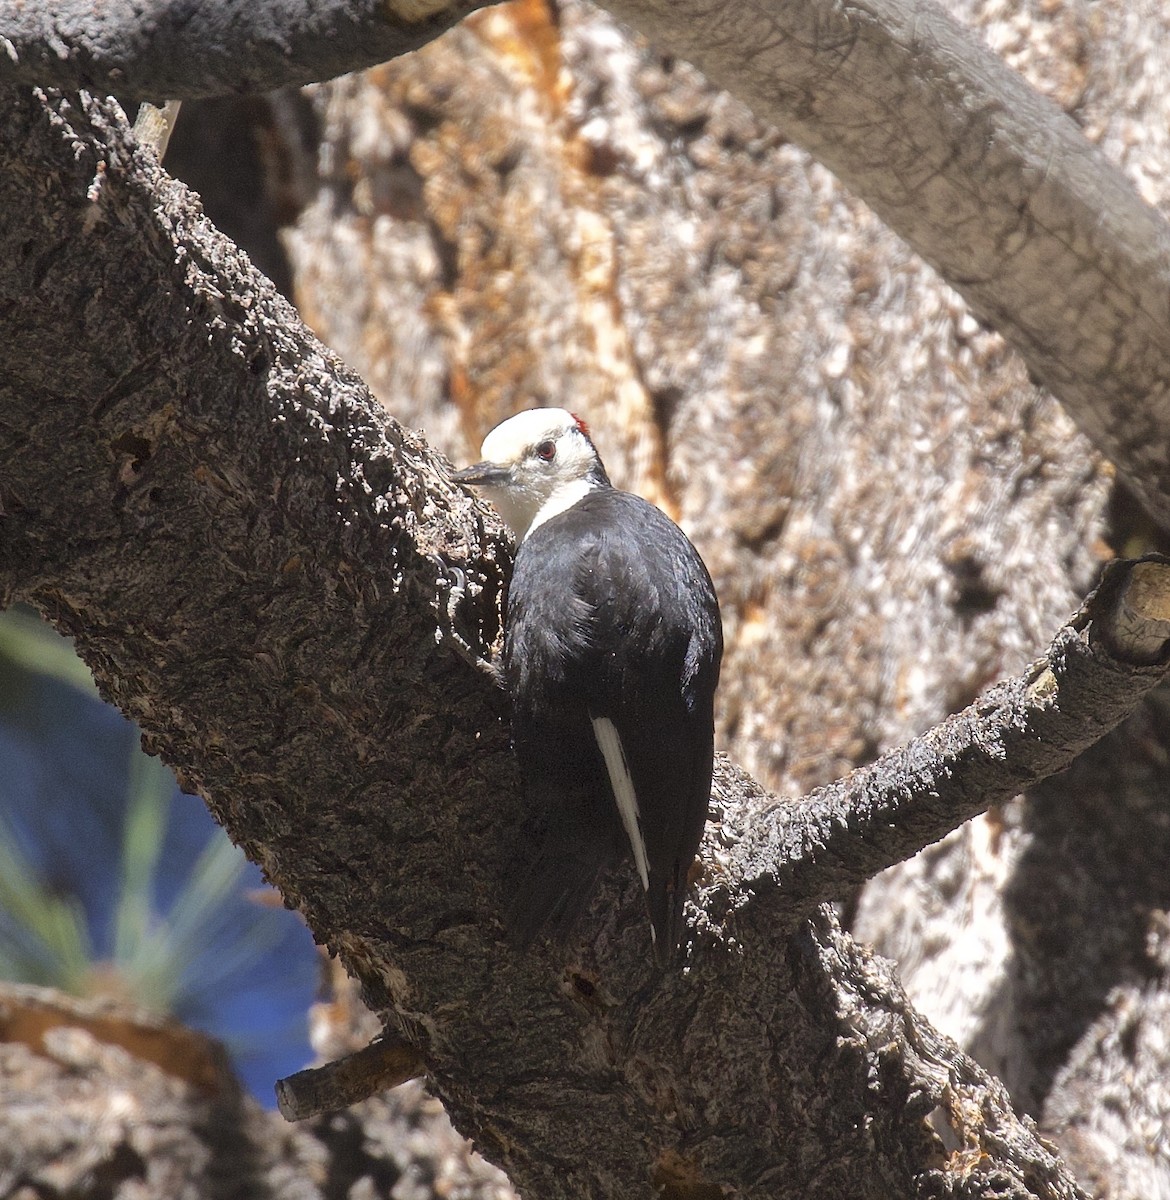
left=132, top=100, right=182, bottom=160
left=275, top=1032, right=425, bottom=1121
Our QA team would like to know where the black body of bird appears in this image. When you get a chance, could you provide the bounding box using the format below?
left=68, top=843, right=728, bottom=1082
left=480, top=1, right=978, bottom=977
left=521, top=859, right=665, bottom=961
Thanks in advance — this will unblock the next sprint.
left=504, top=487, right=721, bottom=965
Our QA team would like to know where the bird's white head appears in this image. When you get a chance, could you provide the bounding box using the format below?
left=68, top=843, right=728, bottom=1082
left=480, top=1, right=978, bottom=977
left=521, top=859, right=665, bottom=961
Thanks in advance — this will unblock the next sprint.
left=452, top=408, right=610, bottom=540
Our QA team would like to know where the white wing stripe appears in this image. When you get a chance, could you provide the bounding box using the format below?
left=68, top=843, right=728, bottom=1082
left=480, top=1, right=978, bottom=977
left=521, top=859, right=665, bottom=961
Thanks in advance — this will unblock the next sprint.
left=589, top=714, right=650, bottom=894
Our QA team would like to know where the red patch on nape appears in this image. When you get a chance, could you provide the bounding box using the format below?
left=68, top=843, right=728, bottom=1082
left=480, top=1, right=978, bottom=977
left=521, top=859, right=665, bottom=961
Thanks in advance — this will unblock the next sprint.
left=570, top=411, right=591, bottom=439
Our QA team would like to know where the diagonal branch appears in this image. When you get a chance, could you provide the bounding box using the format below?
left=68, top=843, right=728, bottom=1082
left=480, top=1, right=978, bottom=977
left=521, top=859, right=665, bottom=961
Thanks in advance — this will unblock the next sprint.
left=702, top=558, right=1170, bottom=937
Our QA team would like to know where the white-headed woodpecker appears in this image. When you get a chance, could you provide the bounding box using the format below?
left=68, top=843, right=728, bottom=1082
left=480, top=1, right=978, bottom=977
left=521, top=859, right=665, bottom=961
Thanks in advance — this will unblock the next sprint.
left=452, top=408, right=722, bottom=966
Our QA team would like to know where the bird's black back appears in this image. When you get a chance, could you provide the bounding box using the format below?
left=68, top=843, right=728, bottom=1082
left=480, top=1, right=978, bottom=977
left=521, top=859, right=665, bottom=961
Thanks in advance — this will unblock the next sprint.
left=503, top=486, right=722, bottom=962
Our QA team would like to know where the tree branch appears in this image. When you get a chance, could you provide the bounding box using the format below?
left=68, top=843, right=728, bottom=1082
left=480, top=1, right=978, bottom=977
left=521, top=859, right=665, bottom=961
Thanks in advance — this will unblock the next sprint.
left=0, top=0, right=487, bottom=99
left=276, top=1033, right=425, bottom=1121
left=702, top=558, right=1170, bottom=935
left=0, top=84, right=1101, bottom=1198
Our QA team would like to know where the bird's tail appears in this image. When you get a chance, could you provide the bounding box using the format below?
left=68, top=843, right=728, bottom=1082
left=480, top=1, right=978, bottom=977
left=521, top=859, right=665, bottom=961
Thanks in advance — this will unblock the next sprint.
left=647, top=867, right=687, bottom=969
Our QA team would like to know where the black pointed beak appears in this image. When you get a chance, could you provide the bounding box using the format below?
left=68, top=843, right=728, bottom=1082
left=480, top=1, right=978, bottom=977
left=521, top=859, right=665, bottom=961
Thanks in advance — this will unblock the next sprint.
left=451, top=462, right=512, bottom=488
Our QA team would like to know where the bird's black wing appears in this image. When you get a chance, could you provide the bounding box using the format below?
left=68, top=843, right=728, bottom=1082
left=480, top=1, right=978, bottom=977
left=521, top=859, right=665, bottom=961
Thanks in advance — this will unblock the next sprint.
left=580, top=491, right=722, bottom=958
left=504, top=488, right=722, bottom=961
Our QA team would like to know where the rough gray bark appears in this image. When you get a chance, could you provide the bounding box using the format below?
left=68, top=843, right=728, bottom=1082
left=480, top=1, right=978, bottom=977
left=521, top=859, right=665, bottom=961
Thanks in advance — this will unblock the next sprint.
left=0, top=0, right=486, bottom=99
left=0, top=83, right=1139, bottom=1198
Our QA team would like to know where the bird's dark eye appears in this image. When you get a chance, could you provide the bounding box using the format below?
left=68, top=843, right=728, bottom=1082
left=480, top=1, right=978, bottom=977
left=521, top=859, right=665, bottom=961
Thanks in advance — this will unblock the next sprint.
left=536, top=440, right=557, bottom=461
